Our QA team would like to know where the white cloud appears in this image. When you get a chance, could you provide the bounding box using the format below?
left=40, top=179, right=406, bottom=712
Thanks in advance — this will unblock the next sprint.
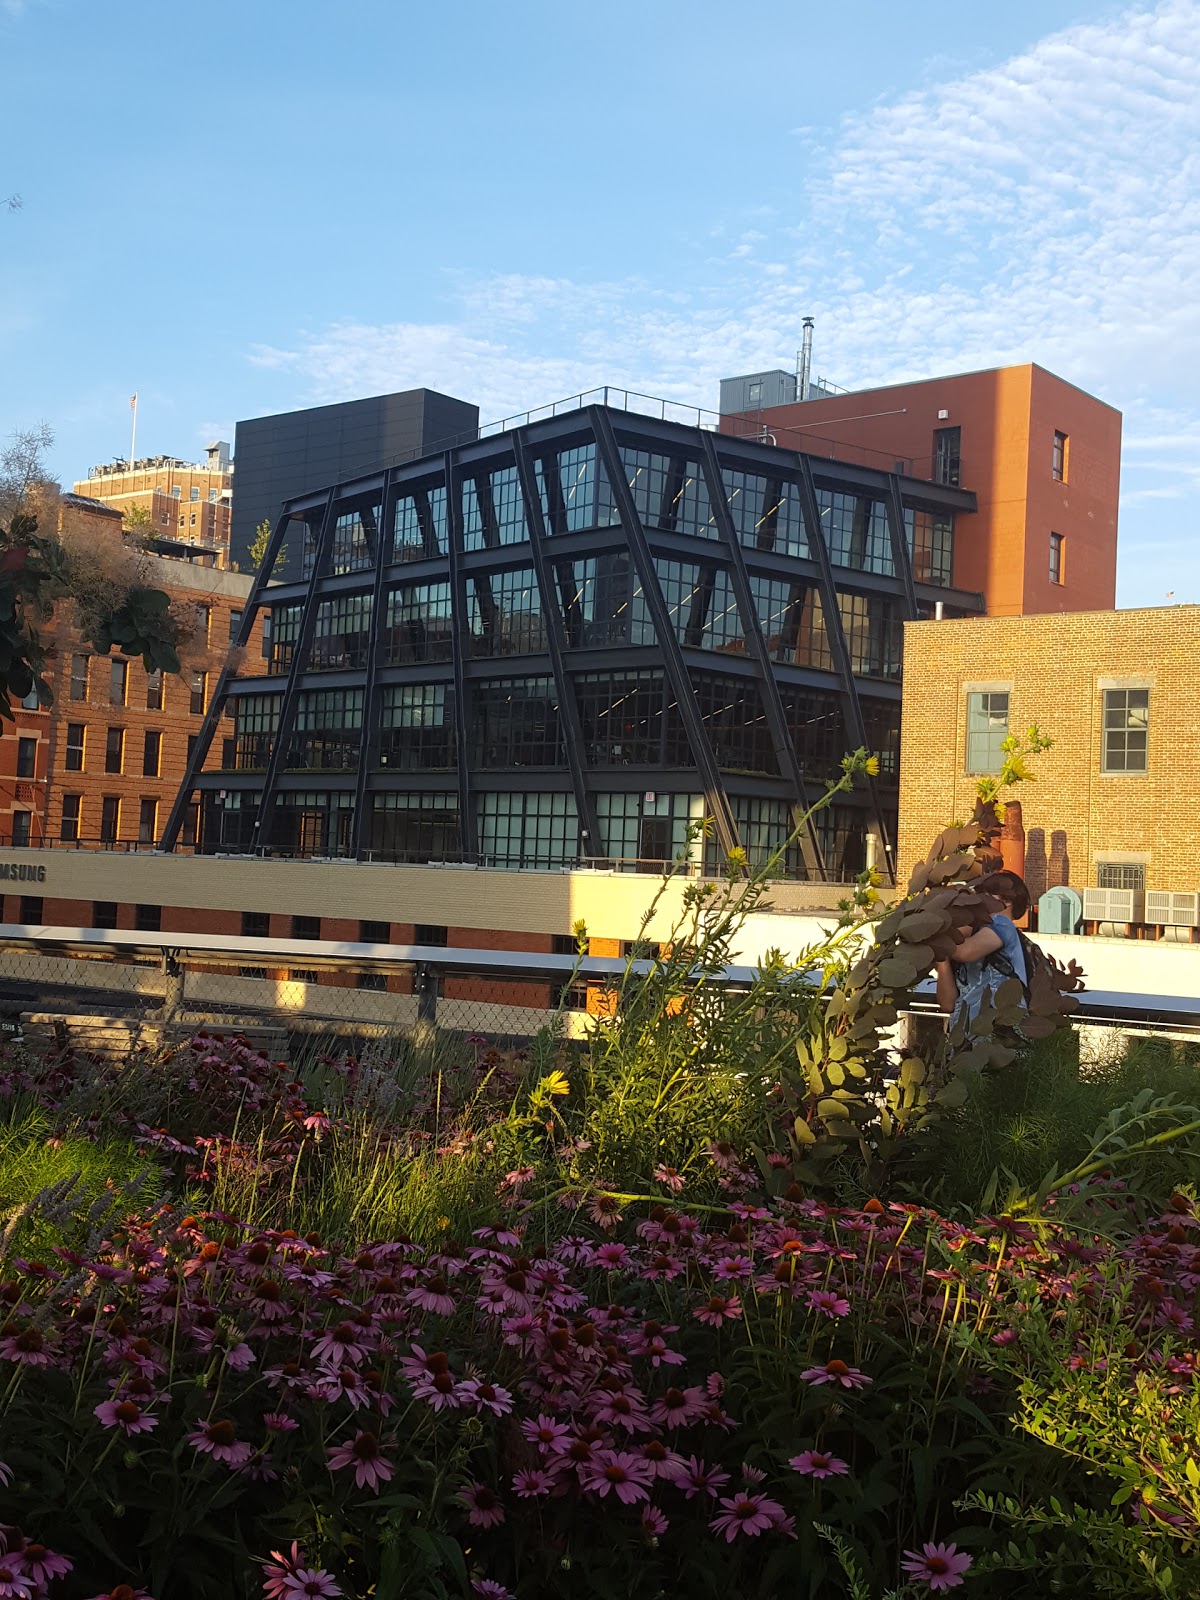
left=247, top=1, right=1200, bottom=604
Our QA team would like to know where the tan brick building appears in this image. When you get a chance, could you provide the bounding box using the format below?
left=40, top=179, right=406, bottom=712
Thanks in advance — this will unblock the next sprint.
left=1, top=503, right=263, bottom=852
left=898, top=607, right=1197, bottom=897
left=73, top=443, right=233, bottom=568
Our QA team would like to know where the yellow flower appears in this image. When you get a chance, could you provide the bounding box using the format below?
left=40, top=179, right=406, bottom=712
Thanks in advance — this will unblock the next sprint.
left=864, top=754, right=881, bottom=777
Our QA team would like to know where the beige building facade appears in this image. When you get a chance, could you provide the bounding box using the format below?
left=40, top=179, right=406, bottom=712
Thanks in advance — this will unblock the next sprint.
left=898, top=606, right=1197, bottom=896
left=74, top=444, right=233, bottom=568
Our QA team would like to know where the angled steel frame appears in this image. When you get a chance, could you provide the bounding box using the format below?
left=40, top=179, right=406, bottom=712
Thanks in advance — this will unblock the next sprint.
left=697, top=430, right=824, bottom=879
left=883, top=473, right=920, bottom=621
left=157, top=502, right=301, bottom=852
left=589, top=406, right=740, bottom=860
left=795, top=455, right=898, bottom=884
left=443, top=449, right=476, bottom=857
left=509, top=428, right=601, bottom=853
left=348, top=468, right=396, bottom=856
left=247, top=486, right=340, bottom=855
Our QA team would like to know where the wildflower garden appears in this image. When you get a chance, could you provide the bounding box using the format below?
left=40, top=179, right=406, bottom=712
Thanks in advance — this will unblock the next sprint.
left=1, top=759, right=1199, bottom=1599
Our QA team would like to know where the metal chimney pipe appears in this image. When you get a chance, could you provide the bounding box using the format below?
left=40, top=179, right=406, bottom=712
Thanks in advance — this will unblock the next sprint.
left=798, top=317, right=814, bottom=401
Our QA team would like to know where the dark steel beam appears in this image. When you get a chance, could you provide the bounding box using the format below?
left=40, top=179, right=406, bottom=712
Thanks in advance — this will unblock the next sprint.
left=443, top=449, right=476, bottom=857
left=795, top=455, right=897, bottom=885
left=509, top=429, right=601, bottom=854
left=248, top=487, right=340, bottom=855
left=697, top=430, right=824, bottom=878
left=589, top=406, right=740, bottom=860
left=349, top=468, right=396, bottom=858
left=883, top=473, right=920, bottom=621
left=157, top=503, right=300, bottom=851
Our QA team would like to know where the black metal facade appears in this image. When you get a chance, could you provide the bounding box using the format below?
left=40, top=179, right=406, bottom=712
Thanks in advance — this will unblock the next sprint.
left=163, top=403, right=979, bottom=883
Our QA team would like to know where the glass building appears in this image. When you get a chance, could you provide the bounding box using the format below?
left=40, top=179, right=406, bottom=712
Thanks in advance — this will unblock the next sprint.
left=163, top=398, right=979, bottom=882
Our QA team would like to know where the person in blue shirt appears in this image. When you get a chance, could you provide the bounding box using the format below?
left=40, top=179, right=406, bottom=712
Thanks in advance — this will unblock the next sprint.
left=935, top=871, right=1030, bottom=1022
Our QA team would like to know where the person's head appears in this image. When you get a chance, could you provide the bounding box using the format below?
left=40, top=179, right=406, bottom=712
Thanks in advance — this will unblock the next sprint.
left=975, top=870, right=1030, bottom=921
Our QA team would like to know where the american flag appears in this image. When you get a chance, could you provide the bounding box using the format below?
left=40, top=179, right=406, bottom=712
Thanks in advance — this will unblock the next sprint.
left=130, top=394, right=137, bottom=409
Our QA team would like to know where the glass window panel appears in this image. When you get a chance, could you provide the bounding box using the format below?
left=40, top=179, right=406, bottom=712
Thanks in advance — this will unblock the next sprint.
left=1101, top=688, right=1149, bottom=774
left=655, top=560, right=744, bottom=654
left=966, top=691, right=1010, bottom=775
left=838, top=591, right=903, bottom=680
left=478, top=791, right=578, bottom=868
left=270, top=791, right=355, bottom=858
left=722, top=469, right=809, bottom=557
left=905, top=507, right=954, bottom=587
left=750, top=575, right=833, bottom=671
left=368, top=792, right=459, bottom=862
left=473, top=677, right=564, bottom=768
left=267, top=604, right=301, bottom=675
left=287, top=689, right=364, bottom=770
left=575, top=669, right=667, bottom=766
left=392, top=483, right=447, bottom=561
left=462, top=463, right=529, bottom=551
left=779, top=688, right=845, bottom=780
left=692, top=673, right=776, bottom=775
left=817, top=488, right=894, bottom=575
left=621, top=448, right=718, bottom=540
left=535, top=443, right=620, bottom=533
left=310, top=593, right=373, bottom=670
left=377, top=684, right=456, bottom=770
left=234, top=693, right=281, bottom=769
left=385, top=581, right=454, bottom=664
left=468, top=569, right=546, bottom=657
left=555, top=554, right=653, bottom=649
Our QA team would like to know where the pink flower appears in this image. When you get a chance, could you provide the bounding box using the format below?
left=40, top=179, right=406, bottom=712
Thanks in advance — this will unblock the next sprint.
left=580, top=1449, right=654, bottom=1505
left=85, top=1589, right=155, bottom=1600
left=327, top=1431, right=394, bottom=1493
left=0, top=1568, right=32, bottom=1600
left=261, top=1542, right=304, bottom=1600
left=0, top=1327, right=53, bottom=1366
left=521, top=1413, right=570, bottom=1453
left=94, top=1398, right=159, bottom=1435
left=900, top=1542, right=974, bottom=1591
left=709, top=1492, right=786, bottom=1541
left=591, top=1242, right=630, bottom=1270
left=512, top=1468, right=556, bottom=1497
left=667, top=1454, right=730, bottom=1499
left=0, top=1462, right=10, bottom=1487
left=653, top=1165, right=685, bottom=1193
left=471, top=1583, right=514, bottom=1600
left=13, top=1544, right=72, bottom=1585
left=789, top=1449, right=850, bottom=1479
left=807, top=1289, right=851, bottom=1319
left=406, top=1276, right=456, bottom=1316
left=280, top=1570, right=342, bottom=1599
left=188, top=1419, right=253, bottom=1468
left=586, top=1196, right=623, bottom=1231
left=310, top=1322, right=370, bottom=1368
left=650, top=1386, right=707, bottom=1427
left=263, top=1411, right=299, bottom=1432
left=459, top=1379, right=513, bottom=1417
left=642, top=1505, right=669, bottom=1537
left=455, top=1483, right=506, bottom=1528
left=799, top=1359, right=871, bottom=1389
left=694, top=1294, right=742, bottom=1327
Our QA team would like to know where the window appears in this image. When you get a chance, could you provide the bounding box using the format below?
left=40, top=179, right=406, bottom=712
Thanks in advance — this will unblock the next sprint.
left=19, top=688, right=39, bottom=710
left=575, top=669, right=674, bottom=767
left=933, top=426, right=961, bottom=488
left=747, top=381, right=762, bottom=406
left=905, top=508, right=954, bottom=587
left=146, top=671, right=164, bottom=711
left=467, top=570, right=547, bottom=657
left=751, top=577, right=833, bottom=671
left=289, top=688, right=364, bottom=771
left=209, top=489, right=218, bottom=503
left=621, top=447, right=718, bottom=540
left=310, top=593, right=372, bottom=670
left=1049, top=532, right=1064, bottom=585
left=143, top=729, right=161, bottom=777
left=100, top=796, right=120, bottom=842
left=654, top=561, right=744, bottom=653
left=1102, top=688, right=1149, bottom=773
left=189, top=513, right=197, bottom=527
left=70, top=655, right=89, bottom=701
left=391, top=482, right=447, bottom=562
left=190, top=486, right=200, bottom=502
left=292, top=915, right=321, bottom=940
left=139, top=798, right=158, bottom=844
left=478, top=791, right=579, bottom=869
left=222, top=737, right=236, bottom=768
left=60, top=794, right=81, bottom=842
left=356, top=971, right=387, bottom=991
left=242, top=911, right=270, bottom=938
left=93, top=901, right=118, bottom=929
left=360, top=920, right=389, bottom=943
left=414, top=924, right=448, bottom=946
left=1097, top=862, right=1146, bottom=892
left=110, top=658, right=128, bottom=706
left=190, top=672, right=207, bottom=715
left=551, top=933, right=579, bottom=956
left=135, top=904, right=161, bottom=932
left=535, top=444, right=619, bottom=535
left=1052, top=431, right=1068, bottom=483
left=182, top=801, right=200, bottom=848
left=65, top=724, right=85, bottom=771
left=838, top=591, right=903, bottom=680
left=172, top=486, right=181, bottom=499
left=818, top=489, right=893, bottom=575
left=367, top=792, right=459, bottom=863
left=11, top=812, right=30, bottom=848
left=16, top=737, right=36, bottom=778
left=19, top=896, right=43, bottom=924
left=721, top=468, right=808, bottom=558
left=233, top=693, right=281, bottom=769
left=105, top=727, right=125, bottom=774
left=966, top=691, right=1010, bottom=775
left=554, top=555, right=652, bottom=650
left=461, top=464, right=528, bottom=551
left=228, top=609, right=243, bottom=644
left=474, top=678, right=563, bottom=768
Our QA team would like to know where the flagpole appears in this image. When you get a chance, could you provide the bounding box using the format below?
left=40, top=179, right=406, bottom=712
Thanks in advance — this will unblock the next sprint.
left=130, top=393, right=138, bottom=465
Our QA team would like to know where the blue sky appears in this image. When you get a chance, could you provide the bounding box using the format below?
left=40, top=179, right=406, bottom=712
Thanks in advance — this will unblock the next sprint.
left=3, top=0, right=1198, bottom=606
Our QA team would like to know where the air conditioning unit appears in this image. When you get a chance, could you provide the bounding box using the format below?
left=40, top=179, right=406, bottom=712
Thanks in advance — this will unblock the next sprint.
left=1145, top=890, right=1200, bottom=927
left=1082, top=887, right=1145, bottom=925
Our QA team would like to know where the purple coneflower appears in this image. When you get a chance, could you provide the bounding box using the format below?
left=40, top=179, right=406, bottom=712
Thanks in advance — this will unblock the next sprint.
left=0, top=1568, right=32, bottom=1600
left=799, top=1359, right=872, bottom=1389
left=653, top=1164, right=685, bottom=1193
left=454, top=1482, right=506, bottom=1528
left=521, top=1413, right=571, bottom=1452
left=900, top=1542, right=973, bottom=1591
left=0, top=1327, right=53, bottom=1366
left=512, top=1468, right=556, bottom=1497
left=188, top=1418, right=253, bottom=1468
left=327, top=1430, right=394, bottom=1493
left=13, top=1544, right=72, bottom=1585
left=94, top=1398, right=158, bottom=1435
left=694, top=1294, right=742, bottom=1327
left=580, top=1449, right=653, bottom=1505
left=807, top=1288, right=851, bottom=1318
left=709, top=1492, right=786, bottom=1541
left=406, top=1276, right=456, bottom=1316
left=470, top=1582, right=514, bottom=1599
left=641, top=1505, right=669, bottom=1537
left=789, top=1448, right=850, bottom=1479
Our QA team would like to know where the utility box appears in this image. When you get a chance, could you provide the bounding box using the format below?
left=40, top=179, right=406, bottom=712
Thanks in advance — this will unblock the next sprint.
left=1082, top=887, right=1145, bottom=927
left=1037, top=886, right=1082, bottom=934
left=1145, top=890, right=1200, bottom=927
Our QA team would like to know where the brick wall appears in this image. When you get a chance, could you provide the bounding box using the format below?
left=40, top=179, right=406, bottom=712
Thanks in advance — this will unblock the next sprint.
left=898, top=607, right=1200, bottom=892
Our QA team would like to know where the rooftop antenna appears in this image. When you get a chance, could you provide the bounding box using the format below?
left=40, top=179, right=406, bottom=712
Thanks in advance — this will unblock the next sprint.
left=796, top=317, right=815, bottom=402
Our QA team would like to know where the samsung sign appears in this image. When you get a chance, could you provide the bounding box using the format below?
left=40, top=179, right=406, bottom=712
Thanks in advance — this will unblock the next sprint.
left=0, top=863, right=47, bottom=883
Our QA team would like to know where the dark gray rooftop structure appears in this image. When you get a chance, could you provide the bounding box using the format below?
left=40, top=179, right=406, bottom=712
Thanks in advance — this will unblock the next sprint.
left=230, top=388, right=479, bottom=572
left=165, top=388, right=981, bottom=883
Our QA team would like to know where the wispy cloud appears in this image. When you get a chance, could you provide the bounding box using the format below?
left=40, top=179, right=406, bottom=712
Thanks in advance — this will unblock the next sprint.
left=248, top=1, right=1200, bottom=605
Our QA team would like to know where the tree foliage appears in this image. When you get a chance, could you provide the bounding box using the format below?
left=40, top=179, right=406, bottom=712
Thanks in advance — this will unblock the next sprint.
left=0, top=426, right=185, bottom=718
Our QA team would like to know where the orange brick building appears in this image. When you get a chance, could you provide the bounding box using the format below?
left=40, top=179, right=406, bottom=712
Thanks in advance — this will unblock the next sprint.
left=0, top=497, right=262, bottom=852
left=722, top=362, right=1121, bottom=617
left=73, top=442, right=233, bottom=569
